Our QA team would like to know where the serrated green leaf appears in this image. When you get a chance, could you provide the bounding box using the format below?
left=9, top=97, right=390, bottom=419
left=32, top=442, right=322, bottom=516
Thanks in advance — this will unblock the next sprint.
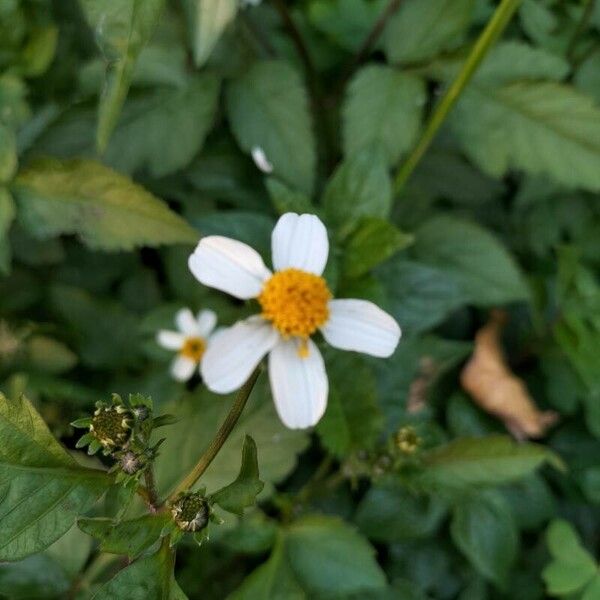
left=13, top=159, right=198, bottom=250
left=226, top=60, right=316, bottom=194
left=91, top=542, right=175, bottom=600
left=343, top=217, right=413, bottom=279
left=343, top=65, right=425, bottom=164
left=412, top=215, right=530, bottom=305
left=229, top=536, right=306, bottom=600
left=355, top=479, right=447, bottom=542
left=182, top=0, right=237, bottom=67
left=78, top=514, right=170, bottom=558
left=450, top=491, right=518, bottom=588
left=79, top=0, right=166, bottom=151
left=0, top=392, right=110, bottom=560
left=452, top=81, right=600, bottom=191
left=317, top=352, right=382, bottom=457
left=212, top=435, right=264, bottom=516
left=0, top=554, right=71, bottom=599
left=377, top=259, right=467, bottom=335
left=383, top=0, right=475, bottom=64
left=416, top=435, right=562, bottom=490
left=323, top=145, right=392, bottom=239
left=103, top=74, right=220, bottom=177
left=285, top=516, right=387, bottom=596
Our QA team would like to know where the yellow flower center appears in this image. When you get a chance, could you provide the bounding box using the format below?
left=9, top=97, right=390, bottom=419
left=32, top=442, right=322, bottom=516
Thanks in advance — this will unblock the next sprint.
left=180, top=337, right=206, bottom=362
left=258, top=268, right=331, bottom=339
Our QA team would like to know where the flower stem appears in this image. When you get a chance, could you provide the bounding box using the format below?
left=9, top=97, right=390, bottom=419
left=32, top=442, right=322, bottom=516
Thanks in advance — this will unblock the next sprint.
left=392, top=0, right=522, bottom=193
left=143, top=465, right=160, bottom=512
left=166, top=367, right=262, bottom=503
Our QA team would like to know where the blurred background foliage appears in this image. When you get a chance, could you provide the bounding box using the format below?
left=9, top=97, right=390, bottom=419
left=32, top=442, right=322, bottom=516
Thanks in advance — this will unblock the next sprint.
left=0, top=0, right=599, bottom=598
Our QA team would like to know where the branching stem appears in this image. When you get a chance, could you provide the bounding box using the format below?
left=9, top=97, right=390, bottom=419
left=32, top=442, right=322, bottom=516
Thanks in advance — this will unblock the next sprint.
left=166, top=367, right=261, bottom=503
left=393, top=0, right=522, bottom=193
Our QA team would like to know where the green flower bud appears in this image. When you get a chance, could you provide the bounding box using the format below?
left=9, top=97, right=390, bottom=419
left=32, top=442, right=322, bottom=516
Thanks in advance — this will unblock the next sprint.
left=90, top=405, right=132, bottom=450
left=394, top=426, right=421, bottom=455
left=171, top=492, right=210, bottom=532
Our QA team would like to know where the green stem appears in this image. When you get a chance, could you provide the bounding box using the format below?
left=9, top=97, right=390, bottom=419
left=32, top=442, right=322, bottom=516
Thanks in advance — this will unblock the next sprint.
left=166, top=367, right=261, bottom=503
left=143, top=465, right=160, bottom=511
left=393, top=0, right=522, bottom=193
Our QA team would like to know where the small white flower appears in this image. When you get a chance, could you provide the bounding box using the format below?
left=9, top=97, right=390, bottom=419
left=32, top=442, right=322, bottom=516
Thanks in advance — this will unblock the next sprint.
left=251, top=146, right=273, bottom=174
left=188, top=213, right=401, bottom=429
left=156, top=308, right=217, bottom=382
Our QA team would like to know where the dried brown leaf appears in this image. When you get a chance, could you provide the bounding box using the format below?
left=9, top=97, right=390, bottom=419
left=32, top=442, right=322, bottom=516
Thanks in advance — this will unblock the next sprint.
left=461, top=310, right=558, bottom=439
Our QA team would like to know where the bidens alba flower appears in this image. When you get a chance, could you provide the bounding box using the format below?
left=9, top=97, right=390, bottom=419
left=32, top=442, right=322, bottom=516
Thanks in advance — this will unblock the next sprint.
left=188, top=213, right=401, bottom=429
left=156, top=308, right=217, bottom=382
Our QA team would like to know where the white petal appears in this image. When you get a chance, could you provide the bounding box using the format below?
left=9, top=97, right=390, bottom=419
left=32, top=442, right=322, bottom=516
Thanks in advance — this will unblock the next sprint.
left=157, top=330, right=185, bottom=350
left=268, top=338, right=328, bottom=429
left=321, top=299, right=401, bottom=358
left=188, top=236, right=271, bottom=300
left=251, top=146, right=273, bottom=173
left=196, top=309, right=217, bottom=337
left=176, top=308, right=200, bottom=336
left=201, top=318, right=279, bottom=394
left=271, top=213, right=329, bottom=275
left=170, top=355, right=196, bottom=381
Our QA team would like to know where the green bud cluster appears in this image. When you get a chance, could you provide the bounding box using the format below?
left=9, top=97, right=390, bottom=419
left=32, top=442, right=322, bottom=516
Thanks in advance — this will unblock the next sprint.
left=171, top=492, right=210, bottom=532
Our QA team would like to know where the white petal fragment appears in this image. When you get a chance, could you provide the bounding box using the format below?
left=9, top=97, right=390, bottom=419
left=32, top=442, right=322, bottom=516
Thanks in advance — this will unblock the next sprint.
left=176, top=308, right=200, bottom=336
left=170, top=355, right=197, bottom=382
left=157, top=330, right=186, bottom=350
left=269, top=338, right=328, bottom=429
left=196, top=309, right=217, bottom=337
left=251, top=146, right=273, bottom=173
left=201, top=318, right=279, bottom=394
left=188, top=236, right=271, bottom=300
left=322, top=299, right=401, bottom=358
left=271, top=213, right=329, bottom=275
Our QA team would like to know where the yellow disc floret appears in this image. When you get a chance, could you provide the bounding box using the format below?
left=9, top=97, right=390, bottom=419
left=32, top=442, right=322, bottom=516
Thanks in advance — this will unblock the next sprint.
left=258, top=268, right=331, bottom=338
left=180, top=337, right=206, bottom=361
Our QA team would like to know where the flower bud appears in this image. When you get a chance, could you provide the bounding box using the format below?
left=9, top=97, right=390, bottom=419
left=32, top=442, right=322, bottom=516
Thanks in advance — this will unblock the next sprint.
left=119, top=450, right=145, bottom=475
left=171, top=492, right=210, bottom=532
left=90, top=405, right=132, bottom=450
left=394, top=426, right=421, bottom=455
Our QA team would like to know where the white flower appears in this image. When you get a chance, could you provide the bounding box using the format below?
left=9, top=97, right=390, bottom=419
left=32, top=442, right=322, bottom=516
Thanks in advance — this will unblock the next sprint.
left=251, top=146, right=273, bottom=174
left=156, top=308, right=217, bottom=382
left=188, top=213, right=401, bottom=429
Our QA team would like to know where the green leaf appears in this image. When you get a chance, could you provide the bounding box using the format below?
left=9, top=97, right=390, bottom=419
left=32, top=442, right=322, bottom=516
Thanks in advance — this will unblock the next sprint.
left=323, top=145, right=392, bottom=238
left=0, top=554, right=71, bottom=599
left=229, top=536, right=306, bottom=600
left=266, top=178, right=315, bottom=216
left=79, top=0, right=166, bottom=151
left=416, top=435, right=562, bottom=490
left=211, top=435, right=264, bottom=516
left=91, top=543, right=175, bottom=600
left=542, top=519, right=598, bottom=596
left=412, top=215, right=530, bottom=305
left=155, top=383, right=309, bottom=499
left=383, top=0, right=475, bottom=64
left=0, top=392, right=110, bottom=560
left=355, top=479, right=447, bottom=542
left=25, top=335, right=77, bottom=374
left=343, top=217, right=413, bottom=279
left=226, top=60, right=316, bottom=194
left=316, top=352, right=383, bottom=457
left=182, top=0, right=237, bottom=67
left=450, top=491, right=518, bottom=588
left=13, top=159, right=198, bottom=250
left=343, top=65, right=425, bottom=164
left=78, top=514, right=171, bottom=558
left=0, top=123, right=17, bottom=183
left=285, top=516, right=387, bottom=596
left=376, top=259, right=467, bottom=335
left=451, top=81, right=600, bottom=191
left=103, top=74, right=220, bottom=177
left=308, top=0, right=387, bottom=52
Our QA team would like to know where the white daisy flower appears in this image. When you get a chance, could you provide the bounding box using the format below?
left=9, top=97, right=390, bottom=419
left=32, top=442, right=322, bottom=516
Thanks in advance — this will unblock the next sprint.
left=156, top=308, right=217, bottom=382
left=251, top=146, right=273, bottom=174
left=188, top=213, right=401, bottom=429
